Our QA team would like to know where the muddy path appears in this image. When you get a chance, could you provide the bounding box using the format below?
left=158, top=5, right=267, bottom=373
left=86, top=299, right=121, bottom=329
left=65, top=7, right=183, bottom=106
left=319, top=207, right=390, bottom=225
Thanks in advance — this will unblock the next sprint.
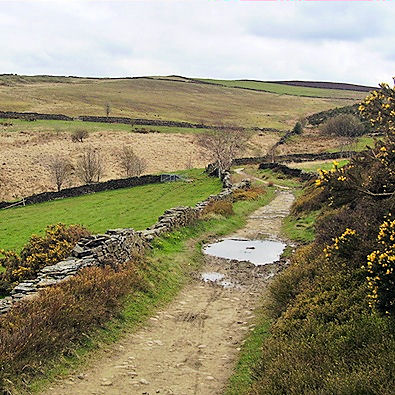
left=42, top=190, right=294, bottom=395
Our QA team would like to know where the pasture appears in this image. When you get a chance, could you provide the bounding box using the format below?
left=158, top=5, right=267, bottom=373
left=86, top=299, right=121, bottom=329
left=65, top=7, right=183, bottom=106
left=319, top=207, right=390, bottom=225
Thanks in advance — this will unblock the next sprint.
left=0, top=169, right=221, bottom=252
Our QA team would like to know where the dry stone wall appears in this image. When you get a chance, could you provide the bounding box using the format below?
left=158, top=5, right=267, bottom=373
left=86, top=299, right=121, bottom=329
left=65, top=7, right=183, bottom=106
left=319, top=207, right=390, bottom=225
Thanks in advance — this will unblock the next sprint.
left=233, top=150, right=356, bottom=166
left=0, top=175, right=162, bottom=210
left=0, top=174, right=249, bottom=315
left=258, top=162, right=316, bottom=181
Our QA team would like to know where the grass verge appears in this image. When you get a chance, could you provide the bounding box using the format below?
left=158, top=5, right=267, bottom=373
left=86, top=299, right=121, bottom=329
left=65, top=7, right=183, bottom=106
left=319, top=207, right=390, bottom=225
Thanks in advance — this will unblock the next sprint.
left=15, top=188, right=275, bottom=394
left=281, top=210, right=318, bottom=243
left=289, top=159, right=349, bottom=173
left=224, top=307, right=271, bottom=395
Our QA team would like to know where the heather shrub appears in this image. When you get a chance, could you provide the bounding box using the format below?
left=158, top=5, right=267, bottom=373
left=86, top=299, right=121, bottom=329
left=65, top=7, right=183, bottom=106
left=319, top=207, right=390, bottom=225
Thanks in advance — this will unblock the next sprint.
left=71, top=128, right=88, bottom=142
left=291, top=180, right=329, bottom=214
left=265, top=244, right=318, bottom=319
left=233, top=186, right=266, bottom=201
left=0, top=223, right=90, bottom=294
left=0, top=261, right=142, bottom=393
left=202, top=199, right=234, bottom=217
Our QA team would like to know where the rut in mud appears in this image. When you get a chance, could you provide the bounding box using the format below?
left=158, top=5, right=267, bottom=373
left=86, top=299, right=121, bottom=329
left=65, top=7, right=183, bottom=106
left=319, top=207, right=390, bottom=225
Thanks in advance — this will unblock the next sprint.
left=42, top=190, right=294, bottom=395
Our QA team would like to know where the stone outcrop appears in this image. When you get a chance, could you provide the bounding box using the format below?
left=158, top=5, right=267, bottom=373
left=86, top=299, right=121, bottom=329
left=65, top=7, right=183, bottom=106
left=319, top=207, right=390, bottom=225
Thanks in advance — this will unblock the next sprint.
left=0, top=174, right=250, bottom=315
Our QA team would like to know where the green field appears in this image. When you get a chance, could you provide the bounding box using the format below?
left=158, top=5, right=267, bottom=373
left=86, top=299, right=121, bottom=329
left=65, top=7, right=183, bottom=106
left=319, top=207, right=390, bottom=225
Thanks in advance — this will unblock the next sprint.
left=0, top=169, right=221, bottom=252
left=0, top=118, right=208, bottom=135
left=257, top=169, right=302, bottom=188
left=0, top=75, right=357, bottom=129
left=327, top=135, right=379, bottom=153
left=195, top=78, right=367, bottom=100
left=290, top=159, right=349, bottom=173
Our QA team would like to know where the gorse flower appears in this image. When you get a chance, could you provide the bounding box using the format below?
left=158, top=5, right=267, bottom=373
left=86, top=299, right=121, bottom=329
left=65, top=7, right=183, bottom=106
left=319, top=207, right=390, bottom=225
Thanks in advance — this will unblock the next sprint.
left=366, top=216, right=395, bottom=316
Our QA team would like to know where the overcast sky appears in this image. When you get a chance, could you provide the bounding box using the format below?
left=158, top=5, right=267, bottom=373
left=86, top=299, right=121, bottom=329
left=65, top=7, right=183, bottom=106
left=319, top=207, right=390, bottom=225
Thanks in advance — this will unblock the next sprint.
left=1, top=0, right=394, bottom=86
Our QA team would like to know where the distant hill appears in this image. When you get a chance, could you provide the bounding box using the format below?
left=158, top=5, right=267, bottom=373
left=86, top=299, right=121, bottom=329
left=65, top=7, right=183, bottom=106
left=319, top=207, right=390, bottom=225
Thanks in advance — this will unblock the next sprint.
left=0, top=74, right=363, bottom=129
left=265, top=80, right=376, bottom=92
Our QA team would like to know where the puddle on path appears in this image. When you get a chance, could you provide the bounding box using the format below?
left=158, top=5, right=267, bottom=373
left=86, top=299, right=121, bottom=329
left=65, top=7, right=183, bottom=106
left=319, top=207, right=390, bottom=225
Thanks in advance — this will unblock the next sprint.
left=201, top=272, right=237, bottom=288
left=202, top=272, right=225, bottom=282
left=203, top=238, right=286, bottom=266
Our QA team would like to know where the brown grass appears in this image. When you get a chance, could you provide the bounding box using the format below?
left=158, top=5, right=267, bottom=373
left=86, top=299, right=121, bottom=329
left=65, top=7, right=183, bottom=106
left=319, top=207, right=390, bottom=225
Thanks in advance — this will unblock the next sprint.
left=202, top=200, right=234, bottom=217
left=275, top=127, right=352, bottom=155
left=0, top=77, right=356, bottom=129
left=0, top=129, right=278, bottom=200
left=233, top=186, right=266, bottom=201
left=0, top=261, right=143, bottom=393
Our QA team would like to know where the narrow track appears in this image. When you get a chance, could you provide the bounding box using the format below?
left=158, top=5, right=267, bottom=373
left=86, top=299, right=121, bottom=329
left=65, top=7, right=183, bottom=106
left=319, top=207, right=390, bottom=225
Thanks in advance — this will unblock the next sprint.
left=43, top=190, right=294, bottom=395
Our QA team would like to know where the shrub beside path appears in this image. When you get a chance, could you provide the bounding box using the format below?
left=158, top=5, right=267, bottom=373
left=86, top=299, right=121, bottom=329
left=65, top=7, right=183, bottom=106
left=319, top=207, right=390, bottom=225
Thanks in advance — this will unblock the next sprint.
left=42, top=191, right=294, bottom=395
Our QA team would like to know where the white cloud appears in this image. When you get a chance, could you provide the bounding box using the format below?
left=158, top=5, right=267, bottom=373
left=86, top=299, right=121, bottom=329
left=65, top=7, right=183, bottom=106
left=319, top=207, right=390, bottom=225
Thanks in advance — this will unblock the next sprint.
left=0, top=0, right=394, bottom=86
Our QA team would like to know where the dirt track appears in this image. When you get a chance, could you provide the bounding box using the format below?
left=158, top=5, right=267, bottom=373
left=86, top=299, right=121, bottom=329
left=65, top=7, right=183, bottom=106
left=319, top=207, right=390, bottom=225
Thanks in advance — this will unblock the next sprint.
left=42, top=190, right=294, bottom=395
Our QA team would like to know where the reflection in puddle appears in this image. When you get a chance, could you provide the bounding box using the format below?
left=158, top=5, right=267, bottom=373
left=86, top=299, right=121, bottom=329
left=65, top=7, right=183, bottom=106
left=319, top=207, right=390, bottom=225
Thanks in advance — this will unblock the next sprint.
left=201, top=272, right=225, bottom=282
left=203, top=238, right=286, bottom=266
left=201, top=272, right=236, bottom=288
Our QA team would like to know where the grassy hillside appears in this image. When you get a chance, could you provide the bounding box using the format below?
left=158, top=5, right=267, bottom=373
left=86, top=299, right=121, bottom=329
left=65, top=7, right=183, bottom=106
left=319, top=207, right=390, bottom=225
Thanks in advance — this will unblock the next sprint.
left=194, top=78, right=367, bottom=100
left=0, top=169, right=221, bottom=252
left=0, top=75, right=358, bottom=129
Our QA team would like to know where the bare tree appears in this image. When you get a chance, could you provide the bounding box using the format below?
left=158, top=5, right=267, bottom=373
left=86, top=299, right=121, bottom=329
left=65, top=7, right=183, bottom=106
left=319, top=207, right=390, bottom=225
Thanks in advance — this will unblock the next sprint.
left=119, top=146, right=147, bottom=177
left=105, top=102, right=111, bottom=118
left=185, top=151, right=194, bottom=170
left=71, top=129, right=89, bottom=143
left=76, top=147, right=104, bottom=184
left=197, top=127, right=250, bottom=178
left=46, top=156, right=73, bottom=191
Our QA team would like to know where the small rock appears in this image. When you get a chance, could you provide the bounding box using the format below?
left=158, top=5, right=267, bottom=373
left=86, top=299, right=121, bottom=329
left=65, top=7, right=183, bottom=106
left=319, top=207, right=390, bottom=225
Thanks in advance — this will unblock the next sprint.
left=206, top=376, right=215, bottom=381
left=101, top=380, right=113, bottom=386
left=198, top=344, right=207, bottom=349
left=140, top=378, right=149, bottom=385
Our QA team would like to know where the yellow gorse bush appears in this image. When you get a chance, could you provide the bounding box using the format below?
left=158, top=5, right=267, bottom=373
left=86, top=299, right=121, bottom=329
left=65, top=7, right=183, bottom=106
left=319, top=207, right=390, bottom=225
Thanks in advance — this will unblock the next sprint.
left=324, top=228, right=357, bottom=259
left=359, top=82, right=395, bottom=135
left=0, top=223, right=90, bottom=294
left=366, top=215, right=395, bottom=316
